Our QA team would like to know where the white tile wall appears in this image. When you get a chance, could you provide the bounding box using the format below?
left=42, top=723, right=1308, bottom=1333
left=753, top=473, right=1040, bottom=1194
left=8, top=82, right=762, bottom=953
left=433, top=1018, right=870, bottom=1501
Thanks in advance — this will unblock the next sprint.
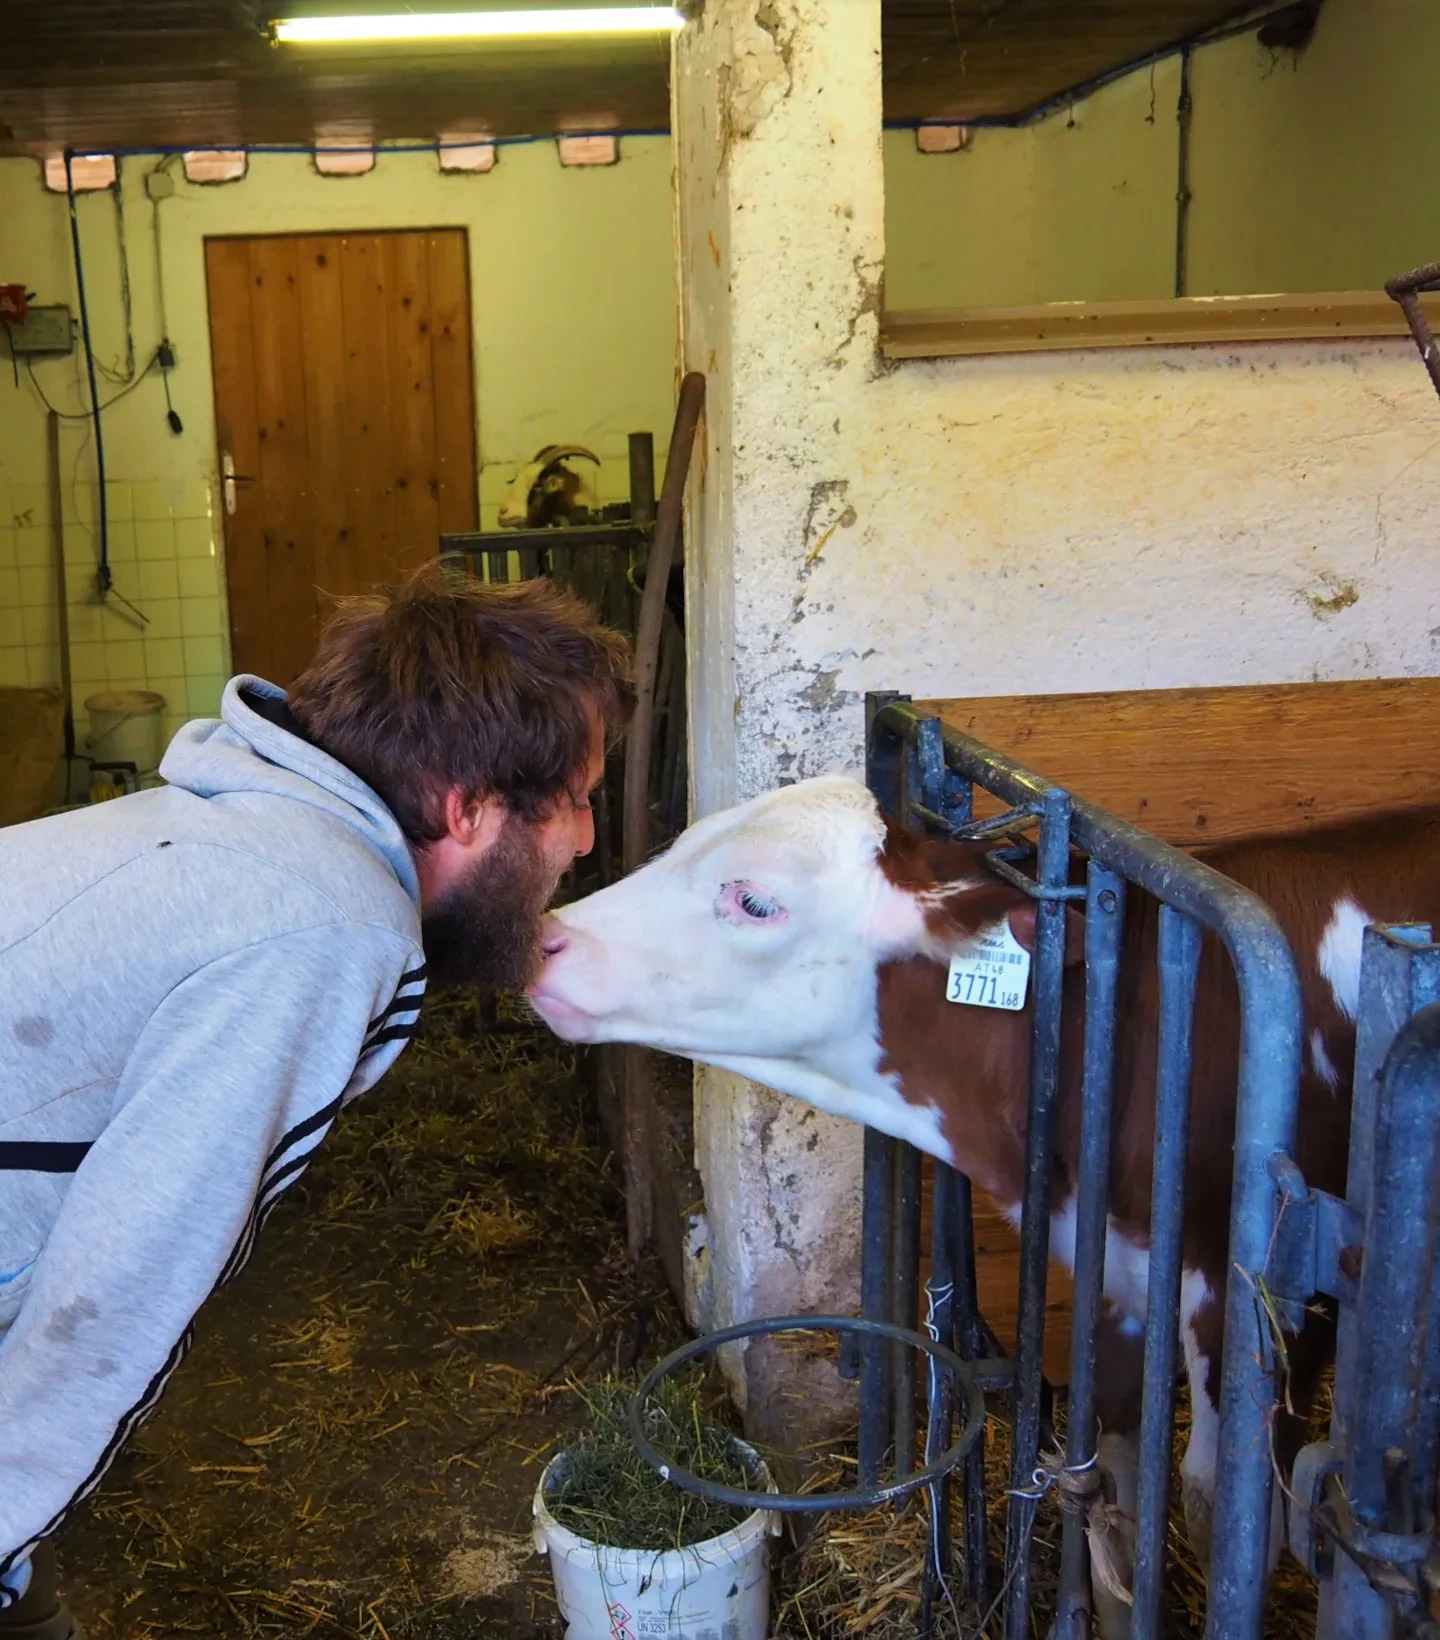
left=0, top=476, right=229, bottom=756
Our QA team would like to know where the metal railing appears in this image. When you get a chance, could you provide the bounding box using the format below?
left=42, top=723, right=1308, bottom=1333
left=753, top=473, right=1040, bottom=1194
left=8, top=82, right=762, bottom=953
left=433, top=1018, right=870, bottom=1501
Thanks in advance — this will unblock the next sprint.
left=1294, top=926, right=1440, bottom=1640
left=862, top=693, right=1306, bottom=1640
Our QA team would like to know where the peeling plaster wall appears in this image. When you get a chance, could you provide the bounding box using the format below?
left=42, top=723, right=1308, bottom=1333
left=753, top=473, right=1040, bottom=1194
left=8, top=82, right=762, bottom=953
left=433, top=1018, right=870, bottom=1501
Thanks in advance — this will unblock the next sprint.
left=673, top=0, right=885, bottom=1436
left=674, top=0, right=1440, bottom=1435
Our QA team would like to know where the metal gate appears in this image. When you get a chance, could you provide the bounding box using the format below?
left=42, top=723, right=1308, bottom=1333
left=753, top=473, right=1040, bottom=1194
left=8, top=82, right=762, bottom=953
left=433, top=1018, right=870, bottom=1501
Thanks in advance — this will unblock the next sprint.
left=859, top=692, right=1440, bottom=1640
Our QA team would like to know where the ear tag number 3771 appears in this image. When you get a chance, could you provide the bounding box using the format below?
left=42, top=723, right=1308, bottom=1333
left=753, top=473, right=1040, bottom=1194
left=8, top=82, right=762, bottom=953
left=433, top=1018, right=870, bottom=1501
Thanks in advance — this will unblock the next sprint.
left=946, top=921, right=1031, bottom=1011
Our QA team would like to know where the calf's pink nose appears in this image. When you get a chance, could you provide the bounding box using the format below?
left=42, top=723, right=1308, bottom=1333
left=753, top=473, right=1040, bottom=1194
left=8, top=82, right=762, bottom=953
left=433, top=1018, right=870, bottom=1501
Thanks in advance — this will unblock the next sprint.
left=540, top=918, right=569, bottom=960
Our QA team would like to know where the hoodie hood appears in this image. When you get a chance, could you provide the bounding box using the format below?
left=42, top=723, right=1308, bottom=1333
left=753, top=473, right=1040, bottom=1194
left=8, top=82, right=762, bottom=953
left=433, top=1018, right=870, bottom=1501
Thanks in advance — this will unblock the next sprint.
left=159, top=675, right=420, bottom=902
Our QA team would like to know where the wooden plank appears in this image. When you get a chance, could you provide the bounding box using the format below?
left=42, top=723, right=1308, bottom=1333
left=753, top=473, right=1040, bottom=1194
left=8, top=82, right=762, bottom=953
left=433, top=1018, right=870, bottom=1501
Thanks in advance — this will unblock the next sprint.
left=426, top=229, right=479, bottom=538
left=339, top=234, right=398, bottom=596
left=882, top=290, right=1440, bottom=360
left=296, top=234, right=353, bottom=621
left=247, top=235, right=316, bottom=686
left=384, top=230, right=441, bottom=577
left=205, top=238, right=269, bottom=681
left=919, top=677, right=1440, bottom=848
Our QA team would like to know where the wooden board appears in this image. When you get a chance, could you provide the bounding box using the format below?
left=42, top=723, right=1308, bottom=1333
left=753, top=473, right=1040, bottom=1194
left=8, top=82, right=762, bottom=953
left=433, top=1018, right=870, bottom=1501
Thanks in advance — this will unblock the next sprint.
left=920, top=676, right=1440, bottom=849
left=882, top=291, right=1440, bottom=360
left=908, top=675, right=1440, bottom=1385
left=206, top=229, right=478, bottom=686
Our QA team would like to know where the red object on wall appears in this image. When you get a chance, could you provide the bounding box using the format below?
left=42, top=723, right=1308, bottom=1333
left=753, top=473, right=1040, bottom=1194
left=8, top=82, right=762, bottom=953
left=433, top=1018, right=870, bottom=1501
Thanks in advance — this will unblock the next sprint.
left=0, top=285, right=27, bottom=321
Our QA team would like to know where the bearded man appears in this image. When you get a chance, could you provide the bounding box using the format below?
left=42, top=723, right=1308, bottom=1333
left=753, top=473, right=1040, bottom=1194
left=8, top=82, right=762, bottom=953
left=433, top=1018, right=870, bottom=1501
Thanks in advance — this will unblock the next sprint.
left=0, top=565, right=632, bottom=1636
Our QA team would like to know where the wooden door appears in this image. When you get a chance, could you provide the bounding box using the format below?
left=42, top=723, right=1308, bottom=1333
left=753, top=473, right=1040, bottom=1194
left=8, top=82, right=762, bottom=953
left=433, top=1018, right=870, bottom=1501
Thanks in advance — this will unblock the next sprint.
left=206, top=229, right=477, bottom=686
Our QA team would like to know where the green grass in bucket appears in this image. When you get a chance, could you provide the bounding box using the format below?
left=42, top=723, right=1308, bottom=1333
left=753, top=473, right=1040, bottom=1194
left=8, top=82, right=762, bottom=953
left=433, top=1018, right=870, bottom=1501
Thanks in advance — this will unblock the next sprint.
left=547, top=1376, right=761, bottom=1552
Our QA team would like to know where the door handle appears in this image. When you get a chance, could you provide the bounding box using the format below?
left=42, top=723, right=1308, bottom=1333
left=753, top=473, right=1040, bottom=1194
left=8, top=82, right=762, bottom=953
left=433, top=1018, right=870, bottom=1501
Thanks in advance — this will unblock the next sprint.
left=222, top=450, right=257, bottom=515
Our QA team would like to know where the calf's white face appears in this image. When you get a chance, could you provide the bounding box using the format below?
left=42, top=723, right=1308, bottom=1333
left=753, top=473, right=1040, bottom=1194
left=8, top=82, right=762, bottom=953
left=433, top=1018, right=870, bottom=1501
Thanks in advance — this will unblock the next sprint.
left=526, top=776, right=960, bottom=1151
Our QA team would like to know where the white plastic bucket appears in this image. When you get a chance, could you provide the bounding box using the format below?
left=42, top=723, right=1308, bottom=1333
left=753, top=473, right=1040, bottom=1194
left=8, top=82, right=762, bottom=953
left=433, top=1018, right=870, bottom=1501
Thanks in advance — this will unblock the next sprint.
left=84, top=690, right=166, bottom=784
left=533, top=1444, right=779, bottom=1640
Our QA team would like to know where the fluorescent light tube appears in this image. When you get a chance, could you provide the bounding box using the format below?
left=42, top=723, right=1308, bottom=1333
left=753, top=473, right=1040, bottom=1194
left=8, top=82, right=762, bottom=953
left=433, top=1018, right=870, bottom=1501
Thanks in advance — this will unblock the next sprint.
left=274, top=8, right=683, bottom=43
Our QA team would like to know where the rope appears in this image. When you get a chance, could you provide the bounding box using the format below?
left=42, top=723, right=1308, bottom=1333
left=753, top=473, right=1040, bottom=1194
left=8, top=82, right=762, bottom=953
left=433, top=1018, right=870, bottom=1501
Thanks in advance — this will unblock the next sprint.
left=915, top=1280, right=1138, bottom=1628
left=920, top=1278, right=963, bottom=1632
left=1044, top=1449, right=1136, bottom=1606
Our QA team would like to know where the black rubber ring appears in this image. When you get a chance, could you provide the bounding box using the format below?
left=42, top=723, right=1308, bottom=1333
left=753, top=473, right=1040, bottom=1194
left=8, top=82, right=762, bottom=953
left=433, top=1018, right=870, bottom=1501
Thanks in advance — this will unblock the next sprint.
left=626, top=1312, right=986, bottom=1513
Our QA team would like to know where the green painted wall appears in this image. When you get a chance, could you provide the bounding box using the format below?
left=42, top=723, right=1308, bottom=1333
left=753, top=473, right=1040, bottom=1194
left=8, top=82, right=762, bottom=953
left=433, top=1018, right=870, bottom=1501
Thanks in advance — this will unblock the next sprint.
left=0, top=140, right=677, bottom=747
left=883, top=0, right=1440, bottom=309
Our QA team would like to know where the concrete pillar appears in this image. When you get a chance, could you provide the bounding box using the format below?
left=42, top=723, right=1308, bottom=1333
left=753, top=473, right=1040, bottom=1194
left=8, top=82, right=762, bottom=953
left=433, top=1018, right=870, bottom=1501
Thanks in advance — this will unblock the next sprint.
left=672, top=0, right=885, bottom=1445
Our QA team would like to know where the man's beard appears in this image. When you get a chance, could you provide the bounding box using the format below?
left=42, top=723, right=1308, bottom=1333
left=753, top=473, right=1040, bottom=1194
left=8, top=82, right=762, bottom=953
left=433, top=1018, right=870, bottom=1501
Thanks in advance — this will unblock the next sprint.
left=421, top=817, right=563, bottom=990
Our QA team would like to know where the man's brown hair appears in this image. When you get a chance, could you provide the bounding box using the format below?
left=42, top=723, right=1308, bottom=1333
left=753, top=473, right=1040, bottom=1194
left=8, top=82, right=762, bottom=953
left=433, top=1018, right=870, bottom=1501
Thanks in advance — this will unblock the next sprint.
left=289, top=564, right=634, bottom=844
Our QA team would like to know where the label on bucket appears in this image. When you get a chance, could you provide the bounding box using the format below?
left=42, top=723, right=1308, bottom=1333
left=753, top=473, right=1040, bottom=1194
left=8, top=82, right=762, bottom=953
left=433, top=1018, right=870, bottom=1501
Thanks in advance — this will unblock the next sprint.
left=613, top=1613, right=741, bottom=1639
left=608, top=1600, right=746, bottom=1637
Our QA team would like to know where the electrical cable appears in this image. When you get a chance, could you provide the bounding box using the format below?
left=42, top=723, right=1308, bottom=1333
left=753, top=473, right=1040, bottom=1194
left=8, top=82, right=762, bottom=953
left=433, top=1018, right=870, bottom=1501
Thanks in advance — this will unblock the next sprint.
left=24, top=352, right=158, bottom=420
left=94, top=156, right=136, bottom=386
left=63, top=149, right=112, bottom=597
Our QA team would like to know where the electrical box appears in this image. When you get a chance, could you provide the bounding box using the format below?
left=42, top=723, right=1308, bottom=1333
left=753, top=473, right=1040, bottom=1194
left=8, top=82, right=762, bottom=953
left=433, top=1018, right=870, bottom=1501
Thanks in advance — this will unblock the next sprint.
left=2, top=305, right=75, bottom=356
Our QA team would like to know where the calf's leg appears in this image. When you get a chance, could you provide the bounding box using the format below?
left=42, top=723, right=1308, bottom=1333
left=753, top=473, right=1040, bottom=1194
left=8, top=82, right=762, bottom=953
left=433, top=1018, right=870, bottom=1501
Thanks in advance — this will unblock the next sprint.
left=1182, top=1278, right=1324, bottom=1586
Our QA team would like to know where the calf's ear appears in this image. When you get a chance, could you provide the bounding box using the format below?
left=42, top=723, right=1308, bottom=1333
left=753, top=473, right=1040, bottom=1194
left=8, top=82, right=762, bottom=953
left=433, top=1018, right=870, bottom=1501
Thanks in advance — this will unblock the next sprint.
left=1005, top=901, right=1087, bottom=967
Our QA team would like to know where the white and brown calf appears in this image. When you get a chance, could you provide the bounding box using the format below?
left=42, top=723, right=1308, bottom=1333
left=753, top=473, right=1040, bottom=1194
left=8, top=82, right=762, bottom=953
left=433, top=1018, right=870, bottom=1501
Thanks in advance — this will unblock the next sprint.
left=527, top=775, right=1440, bottom=1630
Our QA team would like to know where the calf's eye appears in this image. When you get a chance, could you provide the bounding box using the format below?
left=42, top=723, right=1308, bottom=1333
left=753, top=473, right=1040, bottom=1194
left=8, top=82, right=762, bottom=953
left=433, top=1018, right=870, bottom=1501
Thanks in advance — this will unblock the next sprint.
left=719, top=881, right=787, bottom=923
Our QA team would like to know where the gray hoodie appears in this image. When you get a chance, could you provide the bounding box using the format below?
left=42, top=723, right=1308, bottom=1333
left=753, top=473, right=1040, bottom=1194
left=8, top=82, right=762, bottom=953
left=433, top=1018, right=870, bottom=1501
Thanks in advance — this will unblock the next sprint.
left=0, top=676, right=426, bottom=1583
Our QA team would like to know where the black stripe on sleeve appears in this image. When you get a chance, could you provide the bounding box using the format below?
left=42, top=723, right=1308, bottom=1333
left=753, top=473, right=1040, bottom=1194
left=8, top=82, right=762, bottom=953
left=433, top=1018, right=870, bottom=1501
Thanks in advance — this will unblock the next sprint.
left=259, top=1089, right=345, bottom=1176
left=363, top=1023, right=418, bottom=1050
left=0, top=1142, right=94, bottom=1173
left=365, top=964, right=427, bottom=1033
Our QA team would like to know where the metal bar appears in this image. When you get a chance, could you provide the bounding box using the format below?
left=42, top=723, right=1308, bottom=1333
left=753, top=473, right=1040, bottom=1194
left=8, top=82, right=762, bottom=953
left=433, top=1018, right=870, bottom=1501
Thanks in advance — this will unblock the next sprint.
left=859, top=1125, right=897, bottom=1485
left=1206, top=934, right=1304, bottom=1637
left=47, top=411, right=76, bottom=784
left=893, top=1142, right=923, bottom=1480
left=1003, top=782, right=1073, bottom=1640
left=629, top=431, right=657, bottom=531
left=1056, top=865, right=1126, bottom=1636
left=905, top=712, right=947, bottom=836
left=1346, top=1001, right=1440, bottom=1534
left=1322, top=926, right=1440, bottom=1640
left=951, top=1167, right=990, bottom=1612
left=441, top=524, right=645, bottom=552
left=870, top=700, right=1303, bottom=1640
left=857, top=691, right=910, bottom=1484
left=1385, top=261, right=1440, bottom=401
left=1133, top=908, right=1201, bottom=1639
left=1174, top=47, right=1193, bottom=300
left=923, top=1162, right=961, bottom=1624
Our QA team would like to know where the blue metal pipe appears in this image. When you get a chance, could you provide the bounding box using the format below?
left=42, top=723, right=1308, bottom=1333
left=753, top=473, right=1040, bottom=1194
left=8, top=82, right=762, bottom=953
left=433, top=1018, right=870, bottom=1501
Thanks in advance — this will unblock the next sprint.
left=1003, top=783, right=1073, bottom=1640
left=1347, top=1001, right=1440, bottom=1531
left=1056, top=865, right=1126, bottom=1634
left=1132, top=908, right=1201, bottom=1638
left=950, top=1165, right=990, bottom=1609
left=893, top=1140, right=924, bottom=1479
left=859, top=1124, right=896, bottom=1486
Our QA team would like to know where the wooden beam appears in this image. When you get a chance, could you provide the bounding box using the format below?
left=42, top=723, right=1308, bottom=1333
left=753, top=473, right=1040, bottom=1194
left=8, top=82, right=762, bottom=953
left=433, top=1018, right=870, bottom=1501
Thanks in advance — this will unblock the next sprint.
left=882, top=290, right=1440, bottom=360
